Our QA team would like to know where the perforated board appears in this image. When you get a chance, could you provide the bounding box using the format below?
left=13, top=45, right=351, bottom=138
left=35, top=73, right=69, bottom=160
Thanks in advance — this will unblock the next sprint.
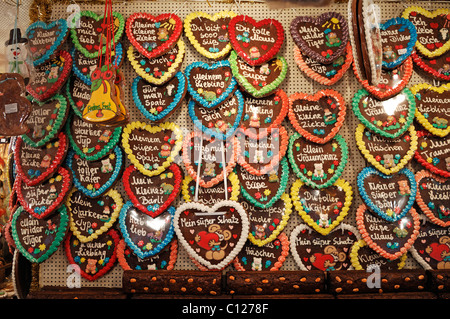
left=31, top=0, right=448, bottom=288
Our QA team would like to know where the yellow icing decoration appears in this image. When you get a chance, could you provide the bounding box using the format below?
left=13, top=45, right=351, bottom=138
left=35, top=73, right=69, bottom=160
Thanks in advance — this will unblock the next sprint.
left=181, top=172, right=240, bottom=202
left=350, top=239, right=407, bottom=270
left=83, top=76, right=118, bottom=123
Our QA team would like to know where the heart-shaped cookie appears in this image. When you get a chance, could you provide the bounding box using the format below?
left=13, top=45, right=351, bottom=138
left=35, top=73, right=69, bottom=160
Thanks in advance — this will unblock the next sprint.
left=415, top=169, right=450, bottom=228
left=117, top=238, right=178, bottom=271
left=352, top=88, right=416, bottom=139
left=132, top=72, right=187, bottom=123
left=288, top=132, right=348, bottom=189
left=16, top=166, right=72, bottom=219
left=291, top=178, right=353, bottom=236
left=229, top=15, right=284, bottom=66
left=66, top=75, right=92, bottom=118
left=355, top=124, right=418, bottom=175
left=410, top=216, right=450, bottom=270
left=64, top=228, right=119, bottom=281
left=411, top=50, right=450, bottom=82
left=357, top=166, right=417, bottom=222
left=290, top=223, right=359, bottom=271
left=182, top=131, right=238, bottom=188
left=350, top=239, right=407, bottom=270
left=71, top=43, right=123, bottom=86
left=123, top=163, right=182, bottom=218
left=402, top=6, right=450, bottom=58
left=380, top=17, right=417, bottom=69
left=119, top=200, right=175, bottom=259
left=415, top=130, right=450, bottom=178
left=236, top=126, right=288, bottom=176
left=11, top=205, right=69, bottom=263
left=181, top=172, right=240, bottom=205
left=239, top=89, right=288, bottom=139
left=185, top=60, right=237, bottom=109
left=127, top=39, right=185, bottom=86
left=26, top=50, right=72, bottom=102
left=229, top=51, right=288, bottom=98
left=356, top=204, right=420, bottom=261
left=184, top=11, right=236, bottom=60
left=126, top=12, right=182, bottom=61
left=288, top=89, right=346, bottom=144
left=122, top=121, right=183, bottom=177
left=70, top=10, right=125, bottom=58
left=410, top=83, right=450, bottom=137
left=242, top=193, right=292, bottom=247
left=233, top=233, right=289, bottom=271
left=174, top=200, right=249, bottom=270
left=22, top=94, right=69, bottom=148
left=26, top=19, right=68, bottom=66
left=66, top=146, right=123, bottom=198
left=237, top=157, right=289, bottom=209
left=66, top=188, right=123, bottom=243
left=14, top=132, right=68, bottom=186
left=290, top=12, right=349, bottom=65
left=188, top=89, right=244, bottom=141
left=65, top=114, right=122, bottom=161
left=294, top=42, right=353, bottom=86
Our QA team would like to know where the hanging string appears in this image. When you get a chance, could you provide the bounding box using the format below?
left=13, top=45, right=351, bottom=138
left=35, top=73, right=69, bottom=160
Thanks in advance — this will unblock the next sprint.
left=221, top=140, right=228, bottom=201
left=194, top=134, right=204, bottom=203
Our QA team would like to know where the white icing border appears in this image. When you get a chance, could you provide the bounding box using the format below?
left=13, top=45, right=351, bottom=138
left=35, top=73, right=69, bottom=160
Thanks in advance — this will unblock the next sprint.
left=409, top=214, right=437, bottom=271
left=290, top=223, right=361, bottom=271
left=173, top=200, right=249, bottom=270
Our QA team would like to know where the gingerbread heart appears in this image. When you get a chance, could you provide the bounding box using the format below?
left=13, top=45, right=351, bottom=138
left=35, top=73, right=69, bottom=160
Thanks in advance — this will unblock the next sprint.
left=185, top=60, right=237, bottom=109
left=70, top=10, right=125, bottom=58
left=237, top=157, right=289, bottom=209
left=132, top=72, right=187, bottom=122
left=184, top=11, right=236, bottom=60
left=350, top=239, right=407, bottom=270
left=233, top=233, right=289, bottom=271
left=402, top=6, right=450, bottom=58
left=242, top=193, right=292, bottom=247
left=239, top=89, right=288, bottom=139
left=65, top=114, right=122, bottom=161
left=411, top=50, right=450, bottom=82
left=357, top=166, right=417, bottom=223
left=66, top=146, right=123, bottom=198
left=71, top=43, right=123, bottom=86
left=415, top=169, right=450, bottom=228
left=288, top=132, right=348, bottom=189
left=123, top=163, right=182, bottom=218
left=122, top=121, right=183, bottom=177
left=64, top=228, right=119, bottom=281
left=415, top=130, right=450, bottom=178
left=410, top=216, right=450, bottom=270
left=291, top=178, right=352, bottom=236
left=174, top=200, right=249, bottom=270
left=352, top=88, right=416, bottom=139
left=355, top=124, right=418, bottom=175
left=66, top=188, right=123, bottom=243
left=181, top=172, right=240, bottom=205
left=182, top=131, right=238, bottom=188
left=127, top=39, right=185, bottom=86
left=22, top=94, right=69, bottom=148
left=294, top=42, right=353, bottom=86
left=26, top=19, right=69, bottom=66
left=26, top=50, right=72, bottom=102
left=380, top=17, right=417, bottom=69
left=290, top=223, right=359, bottom=271
left=16, top=166, right=72, bottom=219
left=14, top=132, right=68, bottom=186
left=229, top=15, right=284, bottom=66
left=410, top=83, right=450, bottom=137
left=229, top=51, right=288, bottom=98
left=290, top=12, right=349, bottom=65
left=356, top=204, right=420, bottom=261
left=66, top=75, right=92, bottom=118
left=188, top=90, right=244, bottom=141
left=236, top=126, right=288, bottom=176
left=288, top=89, right=346, bottom=144
left=11, top=205, right=69, bottom=263
left=117, top=238, right=178, bottom=271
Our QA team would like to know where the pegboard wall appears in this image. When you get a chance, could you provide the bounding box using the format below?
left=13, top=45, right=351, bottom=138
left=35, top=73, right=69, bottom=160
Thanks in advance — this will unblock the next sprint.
left=24, top=0, right=448, bottom=288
